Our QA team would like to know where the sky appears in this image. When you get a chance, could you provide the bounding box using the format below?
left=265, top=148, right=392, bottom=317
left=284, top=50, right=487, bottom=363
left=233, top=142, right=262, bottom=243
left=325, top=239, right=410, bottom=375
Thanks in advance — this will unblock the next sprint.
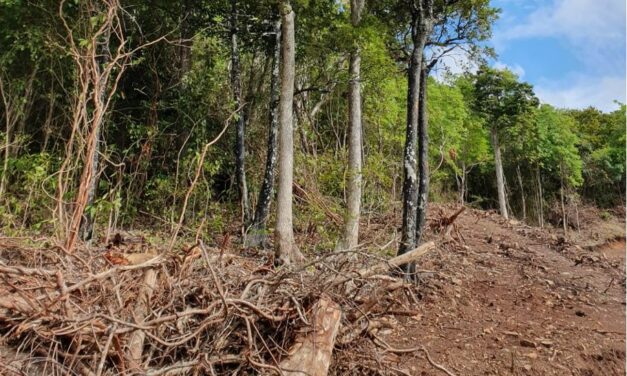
left=489, top=0, right=626, bottom=112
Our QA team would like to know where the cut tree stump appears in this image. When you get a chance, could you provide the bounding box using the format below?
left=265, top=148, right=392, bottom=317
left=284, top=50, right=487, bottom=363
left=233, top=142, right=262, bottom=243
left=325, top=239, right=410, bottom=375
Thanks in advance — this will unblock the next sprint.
left=279, top=295, right=341, bottom=376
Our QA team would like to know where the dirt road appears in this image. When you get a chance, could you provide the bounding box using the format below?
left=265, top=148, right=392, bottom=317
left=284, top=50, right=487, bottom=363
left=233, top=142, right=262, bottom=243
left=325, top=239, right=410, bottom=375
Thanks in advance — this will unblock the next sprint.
left=383, top=206, right=625, bottom=375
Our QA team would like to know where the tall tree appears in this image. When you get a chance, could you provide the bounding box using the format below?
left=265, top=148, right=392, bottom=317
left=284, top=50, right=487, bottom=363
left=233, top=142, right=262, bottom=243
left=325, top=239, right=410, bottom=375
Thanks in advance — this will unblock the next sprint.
left=473, top=66, right=538, bottom=220
left=230, top=0, right=250, bottom=224
left=415, top=0, right=498, bottom=242
left=338, top=0, right=365, bottom=251
left=399, top=0, right=435, bottom=263
left=247, top=16, right=281, bottom=248
left=275, top=1, right=304, bottom=265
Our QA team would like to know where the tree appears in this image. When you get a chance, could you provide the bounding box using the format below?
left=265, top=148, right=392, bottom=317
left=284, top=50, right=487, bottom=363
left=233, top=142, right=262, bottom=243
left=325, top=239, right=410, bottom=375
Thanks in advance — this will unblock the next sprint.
left=416, top=0, right=498, bottom=242
left=247, top=15, right=281, bottom=248
left=472, top=66, right=538, bottom=220
left=230, top=0, right=250, bottom=225
left=338, top=0, right=365, bottom=251
left=397, top=0, right=435, bottom=265
left=534, top=104, right=583, bottom=232
left=275, top=1, right=304, bottom=265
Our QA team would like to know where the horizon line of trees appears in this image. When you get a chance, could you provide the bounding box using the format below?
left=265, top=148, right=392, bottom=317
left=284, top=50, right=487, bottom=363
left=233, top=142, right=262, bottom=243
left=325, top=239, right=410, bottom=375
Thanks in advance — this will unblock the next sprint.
left=0, top=0, right=624, bottom=267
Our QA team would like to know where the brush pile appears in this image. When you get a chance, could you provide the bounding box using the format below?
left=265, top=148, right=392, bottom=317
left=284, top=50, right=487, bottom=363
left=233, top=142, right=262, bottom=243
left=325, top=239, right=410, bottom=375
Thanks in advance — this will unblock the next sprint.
left=0, top=236, right=434, bottom=375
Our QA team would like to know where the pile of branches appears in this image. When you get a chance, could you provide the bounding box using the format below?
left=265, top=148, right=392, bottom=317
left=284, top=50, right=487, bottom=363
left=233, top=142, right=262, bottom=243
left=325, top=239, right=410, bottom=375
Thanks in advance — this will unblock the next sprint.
left=0, top=236, right=436, bottom=375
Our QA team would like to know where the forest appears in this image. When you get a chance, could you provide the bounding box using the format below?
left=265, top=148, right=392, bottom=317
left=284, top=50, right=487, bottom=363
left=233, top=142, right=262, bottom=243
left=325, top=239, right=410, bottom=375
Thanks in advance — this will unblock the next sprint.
left=0, top=0, right=625, bottom=375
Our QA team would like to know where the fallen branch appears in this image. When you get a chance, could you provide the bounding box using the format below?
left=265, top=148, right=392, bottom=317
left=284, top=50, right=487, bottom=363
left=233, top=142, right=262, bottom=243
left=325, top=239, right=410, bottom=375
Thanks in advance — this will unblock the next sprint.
left=328, top=241, right=435, bottom=286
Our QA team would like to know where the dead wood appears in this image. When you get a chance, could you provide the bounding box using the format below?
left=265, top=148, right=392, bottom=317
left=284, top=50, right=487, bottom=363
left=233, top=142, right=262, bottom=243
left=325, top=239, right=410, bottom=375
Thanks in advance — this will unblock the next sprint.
left=279, top=295, right=341, bottom=376
left=328, top=241, right=435, bottom=286
left=0, top=238, right=435, bottom=375
left=127, top=268, right=158, bottom=371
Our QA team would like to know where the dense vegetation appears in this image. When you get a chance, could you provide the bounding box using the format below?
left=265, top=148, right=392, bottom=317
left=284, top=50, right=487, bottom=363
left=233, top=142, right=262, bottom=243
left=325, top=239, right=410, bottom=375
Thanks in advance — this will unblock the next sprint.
left=0, top=0, right=624, bottom=257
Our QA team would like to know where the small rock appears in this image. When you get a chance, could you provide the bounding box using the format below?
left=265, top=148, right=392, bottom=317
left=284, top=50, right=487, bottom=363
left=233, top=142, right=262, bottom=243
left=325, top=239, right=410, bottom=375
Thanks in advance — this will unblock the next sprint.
left=539, top=339, right=554, bottom=347
left=520, top=339, right=537, bottom=348
left=525, top=352, right=538, bottom=359
left=575, top=310, right=586, bottom=317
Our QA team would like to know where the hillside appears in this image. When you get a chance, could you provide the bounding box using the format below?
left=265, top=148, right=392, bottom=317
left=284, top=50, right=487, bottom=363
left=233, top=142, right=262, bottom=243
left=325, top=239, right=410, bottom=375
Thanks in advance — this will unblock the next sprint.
left=376, top=205, right=625, bottom=375
left=0, top=205, right=623, bottom=375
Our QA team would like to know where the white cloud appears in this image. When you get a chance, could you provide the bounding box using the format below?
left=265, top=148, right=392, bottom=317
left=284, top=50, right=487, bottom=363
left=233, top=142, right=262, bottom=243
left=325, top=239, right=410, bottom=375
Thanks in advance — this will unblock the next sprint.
left=535, top=75, right=626, bottom=112
left=494, top=0, right=626, bottom=72
left=499, top=0, right=625, bottom=41
left=493, top=61, right=525, bottom=78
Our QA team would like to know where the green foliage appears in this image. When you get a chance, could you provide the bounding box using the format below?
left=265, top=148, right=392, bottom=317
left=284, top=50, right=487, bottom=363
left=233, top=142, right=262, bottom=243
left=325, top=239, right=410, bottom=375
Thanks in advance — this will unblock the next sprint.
left=472, top=66, right=538, bottom=130
left=0, top=0, right=623, bottom=239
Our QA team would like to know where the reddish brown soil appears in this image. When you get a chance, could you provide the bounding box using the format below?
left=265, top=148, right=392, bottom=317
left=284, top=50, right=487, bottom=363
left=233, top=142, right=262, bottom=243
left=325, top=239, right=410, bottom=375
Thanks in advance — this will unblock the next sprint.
left=381, top=206, right=625, bottom=376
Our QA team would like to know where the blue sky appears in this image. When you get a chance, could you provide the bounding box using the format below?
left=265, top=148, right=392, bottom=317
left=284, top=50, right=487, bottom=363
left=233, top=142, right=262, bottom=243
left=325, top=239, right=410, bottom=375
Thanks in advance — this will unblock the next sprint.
left=489, top=0, right=626, bottom=112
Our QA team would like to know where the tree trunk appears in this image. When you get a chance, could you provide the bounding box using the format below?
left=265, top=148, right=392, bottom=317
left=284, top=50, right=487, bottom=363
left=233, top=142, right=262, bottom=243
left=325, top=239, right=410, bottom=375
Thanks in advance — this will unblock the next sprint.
left=78, top=121, right=102, bottom=242
left=275, top=2, right=304, bottom=265
left=415, top=66, right=429, bottom=244
left=79, top=35, right=112, bottom=243
left=559, top=163, right=567, bottom=235
left=460, top=163, right=467, bottom=204
left=338, top=0, right=364, bottom=251
left=247, top=18, right=281, bottom=248
left=399, top=50, right=421, bottom=258
left=490, top=126, right=508, bottom=219
left=230, top=0, right=250, bottom=225
left=516, top=163, right=526, bottom=220
left=178, top=0, right=192, bottom=79
left=398, top=2, right=434, bottom=280
left=536, top=167, right=544, bottom=227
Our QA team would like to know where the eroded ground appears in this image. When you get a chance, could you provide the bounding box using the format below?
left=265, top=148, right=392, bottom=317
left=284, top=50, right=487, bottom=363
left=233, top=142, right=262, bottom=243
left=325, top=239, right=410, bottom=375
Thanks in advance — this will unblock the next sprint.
left=383, top=206, right=625, bottom=375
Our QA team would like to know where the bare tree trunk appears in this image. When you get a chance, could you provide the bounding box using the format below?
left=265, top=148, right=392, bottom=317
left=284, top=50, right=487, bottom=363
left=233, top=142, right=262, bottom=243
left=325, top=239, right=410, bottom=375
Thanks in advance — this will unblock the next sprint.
left=559, top=163, right=567, bottom=235
left=399, top=6, right=432, bottom=264
left=231, top=0, right=250, bottom=225
left=516, top=163, right=526, bottom=221
left=398, top=1, right=433, bottom=280
left=490, top=126, right=508, bottom=219
left=338, top=0, right=365, bottom=251
left=400, top=48, right=421, bottom=259
left=460, top=163, right=467, bottom=204
left=247, top=18, right=281, bottom=248
left=415, top=66, right=429, bottom=243
left=536, top=166, right=544, bottom=227
left=0, top=80, right=11, bottom=202
left=178, top=0, right=192, bottom=79
left=275, top=2, right=304, bottom=265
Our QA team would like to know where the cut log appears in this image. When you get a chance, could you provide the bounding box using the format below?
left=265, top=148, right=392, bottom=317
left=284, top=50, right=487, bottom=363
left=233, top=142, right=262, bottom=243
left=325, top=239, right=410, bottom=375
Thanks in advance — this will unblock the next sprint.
left=127, top=268, right=158, bottom=371
left=279, top=295, right=341, bottom=376
left=329, top=241, right=435, bottom=286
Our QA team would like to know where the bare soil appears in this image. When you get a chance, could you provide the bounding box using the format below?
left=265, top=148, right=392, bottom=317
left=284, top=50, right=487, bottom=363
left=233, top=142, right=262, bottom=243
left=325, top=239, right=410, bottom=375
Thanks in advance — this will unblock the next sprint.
left=381, top=205, right=625, bottom=376
left=0, top=205, right=623, bottom=375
